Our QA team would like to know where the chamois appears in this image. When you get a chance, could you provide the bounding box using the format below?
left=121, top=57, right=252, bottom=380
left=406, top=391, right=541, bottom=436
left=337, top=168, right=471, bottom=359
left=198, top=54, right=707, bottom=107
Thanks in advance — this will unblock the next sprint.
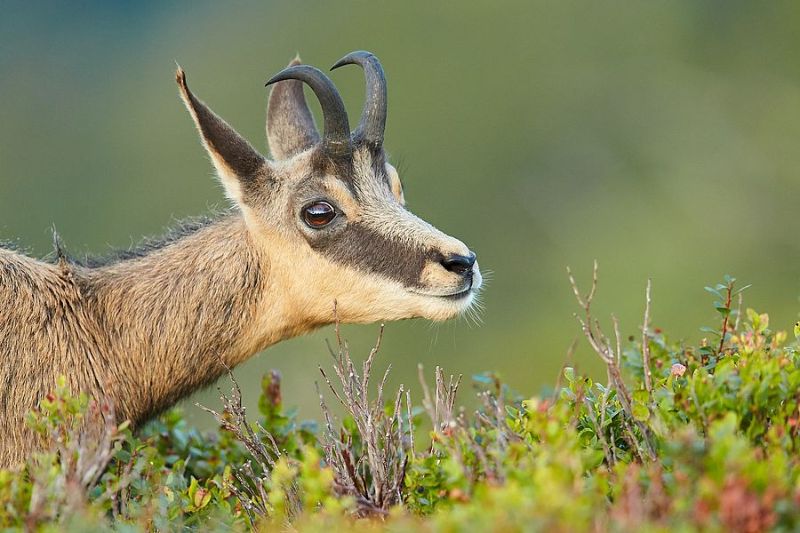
left=0, top=51, right=481, bottom=467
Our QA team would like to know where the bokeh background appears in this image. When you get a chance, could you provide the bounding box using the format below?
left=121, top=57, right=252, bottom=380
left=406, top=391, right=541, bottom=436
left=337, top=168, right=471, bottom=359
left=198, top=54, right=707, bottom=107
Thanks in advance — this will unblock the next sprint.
left=2, top=2, right=800, bottom=425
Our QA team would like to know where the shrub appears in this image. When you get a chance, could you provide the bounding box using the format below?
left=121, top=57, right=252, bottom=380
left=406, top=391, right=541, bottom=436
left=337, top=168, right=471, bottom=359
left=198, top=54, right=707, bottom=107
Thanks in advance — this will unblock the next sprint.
left=2, top=268, right=800, bottom=532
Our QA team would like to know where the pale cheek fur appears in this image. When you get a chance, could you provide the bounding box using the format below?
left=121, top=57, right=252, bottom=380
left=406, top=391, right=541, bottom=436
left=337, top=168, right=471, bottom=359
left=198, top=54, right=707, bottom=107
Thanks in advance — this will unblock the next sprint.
left=262, top=238, right=467, bottom=325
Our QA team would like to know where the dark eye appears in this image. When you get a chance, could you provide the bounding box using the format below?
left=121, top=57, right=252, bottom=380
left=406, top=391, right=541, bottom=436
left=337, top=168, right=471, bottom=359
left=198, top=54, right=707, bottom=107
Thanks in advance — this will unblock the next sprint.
left=302, top=201, right=337, bottom=228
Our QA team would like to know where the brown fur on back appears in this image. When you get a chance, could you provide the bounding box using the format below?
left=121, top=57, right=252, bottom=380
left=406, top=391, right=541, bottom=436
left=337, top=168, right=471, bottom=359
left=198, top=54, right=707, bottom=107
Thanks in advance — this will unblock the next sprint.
left=0, top=215, right=265, bottom=467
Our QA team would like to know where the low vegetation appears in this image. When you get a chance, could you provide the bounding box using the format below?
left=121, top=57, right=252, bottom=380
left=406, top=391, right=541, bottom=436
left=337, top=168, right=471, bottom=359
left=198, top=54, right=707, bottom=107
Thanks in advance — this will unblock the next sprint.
left=3, top=267, right=800, bottom=532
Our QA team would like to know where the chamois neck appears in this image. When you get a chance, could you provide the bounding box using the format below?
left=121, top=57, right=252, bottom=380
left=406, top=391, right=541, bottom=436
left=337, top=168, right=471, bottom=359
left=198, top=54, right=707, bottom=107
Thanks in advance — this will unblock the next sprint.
left=86, top=215, right=285, bottom=424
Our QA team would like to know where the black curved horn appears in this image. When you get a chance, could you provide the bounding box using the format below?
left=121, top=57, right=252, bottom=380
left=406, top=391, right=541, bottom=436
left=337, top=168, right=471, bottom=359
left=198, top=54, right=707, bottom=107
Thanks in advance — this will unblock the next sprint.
left=266, top=65, right=352, bottom=157
left=331, top=51, right=387, bottom=148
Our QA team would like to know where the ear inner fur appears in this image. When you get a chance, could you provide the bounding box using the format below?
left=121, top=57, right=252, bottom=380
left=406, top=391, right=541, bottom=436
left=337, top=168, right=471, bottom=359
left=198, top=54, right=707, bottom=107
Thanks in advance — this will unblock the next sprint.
left=176, top=68, right=269, bottom=194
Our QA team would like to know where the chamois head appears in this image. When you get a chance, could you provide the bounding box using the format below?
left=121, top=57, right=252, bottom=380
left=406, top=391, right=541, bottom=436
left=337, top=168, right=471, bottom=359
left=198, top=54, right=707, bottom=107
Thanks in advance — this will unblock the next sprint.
left=176, top=51, right=481, bottom=324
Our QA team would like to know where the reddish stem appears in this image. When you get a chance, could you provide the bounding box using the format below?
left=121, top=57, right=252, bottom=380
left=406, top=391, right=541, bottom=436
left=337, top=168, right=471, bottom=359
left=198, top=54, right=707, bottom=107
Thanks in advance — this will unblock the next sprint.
left=717, top=282, right=734, bottom=356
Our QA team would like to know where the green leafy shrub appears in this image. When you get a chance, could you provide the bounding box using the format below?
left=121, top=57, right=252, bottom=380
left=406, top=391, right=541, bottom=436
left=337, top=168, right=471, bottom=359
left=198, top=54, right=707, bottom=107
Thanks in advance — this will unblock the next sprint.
left=3, top=269, right=800, bottom=531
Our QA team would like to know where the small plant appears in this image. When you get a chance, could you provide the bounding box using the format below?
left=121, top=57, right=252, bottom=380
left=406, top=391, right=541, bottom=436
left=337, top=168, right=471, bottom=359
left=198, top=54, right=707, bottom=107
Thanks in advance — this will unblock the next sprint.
left=198, top=368, right=295, bottom=525
left=3, top=268, right=800, bottom=531
left=316, top=323, right=411, bottom=517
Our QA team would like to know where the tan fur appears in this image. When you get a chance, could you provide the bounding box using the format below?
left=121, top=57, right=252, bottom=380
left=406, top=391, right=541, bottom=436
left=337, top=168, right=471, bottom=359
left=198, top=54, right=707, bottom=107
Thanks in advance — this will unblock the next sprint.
left=387, top=164, right=406, bottom=205
left=0, top=55, right=480, bottom=467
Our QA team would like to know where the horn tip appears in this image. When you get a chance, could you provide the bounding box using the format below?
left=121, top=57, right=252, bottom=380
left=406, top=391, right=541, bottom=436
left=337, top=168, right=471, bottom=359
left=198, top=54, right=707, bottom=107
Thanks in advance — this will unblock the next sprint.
left=265, top=72, right=283, bottom=87
left=330, top=50, right=371, bottom=71
left=265, top=65, right=305, bottom=87
left=266, top=64, right=325, bottom=87
left=330, top=57, right=349, bottom=71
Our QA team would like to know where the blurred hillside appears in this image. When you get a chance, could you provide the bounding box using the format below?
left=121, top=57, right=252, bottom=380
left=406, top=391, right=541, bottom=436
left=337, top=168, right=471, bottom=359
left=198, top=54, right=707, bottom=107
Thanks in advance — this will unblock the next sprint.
left=1, top=2, right=800, bottom=424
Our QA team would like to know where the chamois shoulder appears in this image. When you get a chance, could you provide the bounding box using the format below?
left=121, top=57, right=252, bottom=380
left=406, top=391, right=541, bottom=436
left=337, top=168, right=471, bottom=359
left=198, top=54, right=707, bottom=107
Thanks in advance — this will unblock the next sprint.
left=0, top=245, right=79, bottom=312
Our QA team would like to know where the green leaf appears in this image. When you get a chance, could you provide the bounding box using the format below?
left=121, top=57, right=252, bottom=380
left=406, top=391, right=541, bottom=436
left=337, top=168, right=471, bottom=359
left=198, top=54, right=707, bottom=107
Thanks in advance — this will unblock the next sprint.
left=193, top=486, right=212, bottom=510
left=632, top=403, right=650, bottom=422
left=187, top=477, right=199, bottom=500
left=633, top=389, right=650, bottom=404
left=472, top=374, right=493, bottom=385
left=703, top=287, right=725, bottom=300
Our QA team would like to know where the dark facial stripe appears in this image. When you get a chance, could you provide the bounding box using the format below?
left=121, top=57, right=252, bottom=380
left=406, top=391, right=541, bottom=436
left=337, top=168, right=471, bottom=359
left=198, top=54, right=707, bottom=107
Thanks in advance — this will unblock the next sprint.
left=310, top=149, right=355, bottom=185
left=308, top=145, right=387, bottom=199
left=367, top=149, right=391, bottom=189
left=310, top=222, right=430, bottom=288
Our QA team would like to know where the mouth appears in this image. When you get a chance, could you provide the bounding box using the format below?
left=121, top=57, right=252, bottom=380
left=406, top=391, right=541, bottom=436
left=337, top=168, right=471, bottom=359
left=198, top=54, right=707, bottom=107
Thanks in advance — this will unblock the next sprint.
left=411, top=284, right=475, bottom=301
left=411, top=269, right=482, bottom=304
left=440, top=287, right=474, bottom=300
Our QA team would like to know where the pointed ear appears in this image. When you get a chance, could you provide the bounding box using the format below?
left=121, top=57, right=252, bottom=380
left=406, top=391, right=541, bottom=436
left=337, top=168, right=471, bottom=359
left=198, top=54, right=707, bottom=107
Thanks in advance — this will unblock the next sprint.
left=266, top=56, right=320, bottom=160
left=176, top=67, right=269, bottom=204
left=386, top=163, right=405, bottom=206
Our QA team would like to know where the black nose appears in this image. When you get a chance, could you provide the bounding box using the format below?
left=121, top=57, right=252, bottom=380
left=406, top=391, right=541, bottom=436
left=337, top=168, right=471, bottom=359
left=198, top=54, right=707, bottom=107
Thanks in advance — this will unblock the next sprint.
left=441, top=252, right=476, bottom=275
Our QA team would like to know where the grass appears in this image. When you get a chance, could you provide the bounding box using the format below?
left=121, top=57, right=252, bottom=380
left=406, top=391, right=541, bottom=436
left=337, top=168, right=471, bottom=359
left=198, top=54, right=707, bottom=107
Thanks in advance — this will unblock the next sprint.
left=2, top=267, right=800, bottom=532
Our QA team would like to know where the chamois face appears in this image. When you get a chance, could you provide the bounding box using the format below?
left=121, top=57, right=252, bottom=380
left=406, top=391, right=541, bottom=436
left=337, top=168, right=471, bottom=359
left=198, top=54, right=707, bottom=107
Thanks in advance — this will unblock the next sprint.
left=177, top=52, right=481, bottom=324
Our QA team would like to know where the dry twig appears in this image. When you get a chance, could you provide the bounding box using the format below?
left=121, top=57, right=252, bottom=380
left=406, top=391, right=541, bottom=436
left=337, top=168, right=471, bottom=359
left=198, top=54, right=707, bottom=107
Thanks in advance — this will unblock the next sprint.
left=317, top=321, right=411, bottom=517
left=27, top=395, right=127, bottom=528
left=197, top=367, right=294, bottom=525
left=641, top=279, right=653, bottom=394
left=567, top=262, right=657, bottom=461
left=417, top=364, right=462, bottom=436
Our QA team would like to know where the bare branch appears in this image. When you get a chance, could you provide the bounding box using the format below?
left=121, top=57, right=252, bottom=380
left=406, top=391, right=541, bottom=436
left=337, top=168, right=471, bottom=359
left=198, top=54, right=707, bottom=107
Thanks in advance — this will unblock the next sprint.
left=568, top=263, right=657, bottom=461
left=316, top=325, right=411, bottom=517
left=418, top=365, right=462, bottom=435
left=641, top=279, right=653, bottom=394
left=716, top=280, right=735, bottom=356
left=197, top=368, right=297, bottom=524
left=733, top=291, right=744, bottom=333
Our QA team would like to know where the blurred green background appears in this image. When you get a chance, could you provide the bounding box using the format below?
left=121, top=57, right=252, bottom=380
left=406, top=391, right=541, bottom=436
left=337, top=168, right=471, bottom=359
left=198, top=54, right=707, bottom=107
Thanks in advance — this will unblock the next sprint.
left=2, top=2, right=800, bottom=425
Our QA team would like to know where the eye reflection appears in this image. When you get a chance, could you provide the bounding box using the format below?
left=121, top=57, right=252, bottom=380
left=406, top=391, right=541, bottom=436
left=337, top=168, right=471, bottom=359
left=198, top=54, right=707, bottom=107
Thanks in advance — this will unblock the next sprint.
left=303, top=201, right=337, bottom=228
